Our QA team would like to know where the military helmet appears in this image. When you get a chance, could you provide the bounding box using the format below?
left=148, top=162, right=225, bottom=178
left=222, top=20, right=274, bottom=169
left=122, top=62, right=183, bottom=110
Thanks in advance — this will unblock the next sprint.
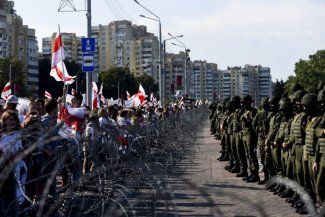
left=317, top=89, right=325, bottom=102
left=301, top=93, right=317, bottom=106
left=318, top=81, right=325, bottom=91
left=279, top=97, right=292, bottom=110
left=290, top=83, right=303, bottom=92
left=225, top=101, right=234, bottom=110
left=241, top=95, right=253, bottom=104
left=290, top=90, right=305, bottom=102
left=268, top=96, right=280, bottom=105
left=230, top=95, right=241, bottom=105
left=260, top=97, right=269, bottom=107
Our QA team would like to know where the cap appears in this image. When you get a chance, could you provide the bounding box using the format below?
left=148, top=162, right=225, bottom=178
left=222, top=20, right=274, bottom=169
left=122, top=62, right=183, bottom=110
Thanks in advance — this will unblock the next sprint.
left=6, top=95, right=18, bottom=104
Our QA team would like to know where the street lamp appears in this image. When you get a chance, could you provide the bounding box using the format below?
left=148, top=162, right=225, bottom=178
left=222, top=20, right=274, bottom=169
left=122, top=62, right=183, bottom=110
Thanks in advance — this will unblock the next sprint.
left=171, top=41, right=190, bottom=95
left=118, top=73, right=127, bottom=100
left=133, top=0, right=162, bottom=106
left=163, top=34, right=183, bottom=101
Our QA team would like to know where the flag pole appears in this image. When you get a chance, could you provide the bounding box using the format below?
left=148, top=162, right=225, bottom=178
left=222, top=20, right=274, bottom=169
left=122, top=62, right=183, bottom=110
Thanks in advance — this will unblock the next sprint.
left=58, top=24, right=67, bottom=104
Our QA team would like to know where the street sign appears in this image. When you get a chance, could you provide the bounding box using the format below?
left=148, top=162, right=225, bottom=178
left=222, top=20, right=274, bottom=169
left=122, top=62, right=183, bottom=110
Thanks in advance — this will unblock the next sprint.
left=81, top=37, right=95, bottom=53
left=82, top=53, right=95, bottom=72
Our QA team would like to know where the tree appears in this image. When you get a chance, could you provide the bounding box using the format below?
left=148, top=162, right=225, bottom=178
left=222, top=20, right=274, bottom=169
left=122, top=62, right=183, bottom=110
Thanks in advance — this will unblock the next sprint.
left=285, top=50, right=325, bottom=94
left=99, top=67, right=138, bottom=99
left=38, top=58, right=82, bottom=98
left=272, top=79, right=286, bottom=98
left=135, top=74, right=159, bottom=95
left=0, top=57, right=28, bottom=96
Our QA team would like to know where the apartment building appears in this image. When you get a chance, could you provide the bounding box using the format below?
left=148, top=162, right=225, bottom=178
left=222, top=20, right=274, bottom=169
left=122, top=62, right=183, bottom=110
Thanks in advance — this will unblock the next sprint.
left=92, top=20, right=159, bottom=82
left=218, top=65, right=272, bottom=106
left=0, top=0, right=39, bottom=96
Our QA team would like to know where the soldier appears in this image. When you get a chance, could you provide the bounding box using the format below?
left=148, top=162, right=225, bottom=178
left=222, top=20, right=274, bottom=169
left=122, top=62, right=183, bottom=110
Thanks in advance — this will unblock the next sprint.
left=218, top=97, right=230, bottom=161
left=240, top=95, right=259, bottom=182
left=253, top=97, right=270, bottom=184
left=313, top=88, right=325, bottom=211
left=290, top=91, right=311, bottom=210
left=231, top=96, right=247, bottom=178
left=297, top=93, right=320, bottom=214
left=274, top=97, right=294, bottom=198
left=209, top=102, right=218, bottom=135
left=265, top=96, right=285, bottom=192
left=224, top=101, right=236, bottom=170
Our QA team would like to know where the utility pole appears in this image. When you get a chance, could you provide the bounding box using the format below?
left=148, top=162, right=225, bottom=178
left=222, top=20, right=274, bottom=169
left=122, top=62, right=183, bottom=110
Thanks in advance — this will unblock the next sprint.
left=58, top=0, right=92, bottom=105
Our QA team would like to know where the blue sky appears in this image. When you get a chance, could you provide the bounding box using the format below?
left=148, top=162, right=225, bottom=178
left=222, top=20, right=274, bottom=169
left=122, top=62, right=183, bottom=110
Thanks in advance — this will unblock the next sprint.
left=14, top=0, right=325, bottom=81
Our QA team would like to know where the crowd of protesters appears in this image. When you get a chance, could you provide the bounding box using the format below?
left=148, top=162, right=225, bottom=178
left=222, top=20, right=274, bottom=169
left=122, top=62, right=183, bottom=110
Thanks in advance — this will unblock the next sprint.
left=209, top=82, right=325, bottom=215
left=0, top=92, right=198, bottom=216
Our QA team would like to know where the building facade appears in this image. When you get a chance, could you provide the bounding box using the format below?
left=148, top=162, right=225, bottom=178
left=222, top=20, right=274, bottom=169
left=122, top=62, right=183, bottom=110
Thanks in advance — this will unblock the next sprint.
left=0, top=0, right=39, bottom=96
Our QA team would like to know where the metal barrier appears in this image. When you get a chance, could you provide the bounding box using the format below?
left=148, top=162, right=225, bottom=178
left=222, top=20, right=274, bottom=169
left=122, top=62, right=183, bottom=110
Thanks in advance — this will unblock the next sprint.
left=0, top=105, right=208, bottom=216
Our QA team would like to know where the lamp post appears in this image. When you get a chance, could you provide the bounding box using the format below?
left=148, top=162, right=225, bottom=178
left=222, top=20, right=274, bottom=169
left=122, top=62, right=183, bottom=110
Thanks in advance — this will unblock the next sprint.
left=117, top=73, right=127, bottom=100
left=171, top=41, right=190, bottom=96
left=134, top=0, right=162, bottom=106
left=163, top=34, right=183, bottom=103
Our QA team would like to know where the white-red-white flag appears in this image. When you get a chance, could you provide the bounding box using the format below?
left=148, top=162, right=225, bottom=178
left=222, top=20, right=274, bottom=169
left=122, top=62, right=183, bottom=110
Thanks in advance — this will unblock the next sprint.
left=139, top=84, right=146, bottom=96
left=92, top=82, right=99, bottom=109
left=126, top=91, right=132, bottom=100
left=133, top=84, right=147, bottom=103
left=44, top=91, right=52, bottom=99
left=100, top=95, right=106, bottom=104
left=99, top=83, right=103, bottom=95
left=71, top=88, right=76, bottom=95
left=1, top=82, right=11, bottom=100
left=150, top=92, right=154, bottom=102
left=59, top=103, right=85, bottom=131
left=50, top=32, right=75, bottom=84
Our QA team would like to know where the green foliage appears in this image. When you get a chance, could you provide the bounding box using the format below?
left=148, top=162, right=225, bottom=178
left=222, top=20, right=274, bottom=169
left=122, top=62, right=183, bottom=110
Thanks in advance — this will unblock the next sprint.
left=99, top=67, right=138, bottom=99
left=135, top=74, right=159, bottom=95
left=0, top=57, right=27, bottom=96
left=285, top=50, right=325, bottom=94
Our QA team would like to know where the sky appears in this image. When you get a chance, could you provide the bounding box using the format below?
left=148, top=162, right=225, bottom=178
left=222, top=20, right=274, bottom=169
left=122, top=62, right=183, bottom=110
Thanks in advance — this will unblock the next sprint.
left=13, top=0, right=325, bottom=81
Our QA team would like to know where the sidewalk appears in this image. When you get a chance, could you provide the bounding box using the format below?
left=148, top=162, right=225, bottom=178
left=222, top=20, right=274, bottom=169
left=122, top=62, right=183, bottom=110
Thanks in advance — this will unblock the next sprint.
left=152, top=119, right=302, bottom=217
left=126, top=119, right=303, bottom=217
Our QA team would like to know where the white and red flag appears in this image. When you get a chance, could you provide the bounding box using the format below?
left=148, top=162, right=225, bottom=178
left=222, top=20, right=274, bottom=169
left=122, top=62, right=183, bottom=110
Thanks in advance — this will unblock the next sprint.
left=98, top=83, right=103, bottom=95
left=126, top=91, right=132, bottom=100
left=50, top=32, right=75, bottom=84
left=44, top=91, right=52, bottom=99
left=135, top=84, right=147, bottom=103
left=100, top=95, right=106, bottom=104
left=59, top=104, right=85, bottom=132
left=92, top=82, right=100, bottom=109
left=71, top=88, right=76, bottom=95
left=1, top=82, right=11, bottom=100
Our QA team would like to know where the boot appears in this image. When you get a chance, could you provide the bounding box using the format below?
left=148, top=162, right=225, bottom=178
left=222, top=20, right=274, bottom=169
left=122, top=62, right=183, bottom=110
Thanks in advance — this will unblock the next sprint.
left=286, top=192, right=300, bottom=204
left=273, top=185, right=286, bottom=195
left=265, top=182, right=277, bottom=190
left=224, top=163, right=233, bottom=170
left=257, top=171, right=269, bottom=185
left=279, top=188, right=294, bottom=198
left=269, top=184, right=281, bottom=192
left=219, top=155, right=229, bottom=161
left=217, top=153, right=224, bottom=161
left=246, top=173, right=260, bottom=183
left=236, top=171, right=248, bottom=178
left=243, top=173, right=253, bottom=181
left=230, top=165, right=240, bottom=173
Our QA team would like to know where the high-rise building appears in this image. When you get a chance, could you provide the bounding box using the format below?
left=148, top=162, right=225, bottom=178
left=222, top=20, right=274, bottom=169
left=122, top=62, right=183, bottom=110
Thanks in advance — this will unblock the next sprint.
left=92, top=20, right=159, bottom=82
left=218, top=65, right=272, bottom=106
left=190, top=61, right=218, bottom=101
left=0, top=0, right=39, bottom=96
